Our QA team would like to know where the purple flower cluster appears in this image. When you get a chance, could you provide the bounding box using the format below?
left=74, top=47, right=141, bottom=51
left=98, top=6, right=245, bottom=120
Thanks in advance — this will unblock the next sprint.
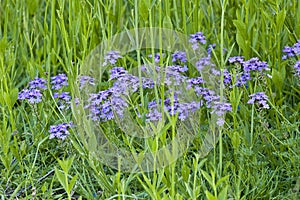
left=282, top=41, right=300, bottom=77
left=228, top=56, right=244, bottom=64
left=51, top=74, right=68, bottom=90
left=242, top=57, right=270, bottom=72
left=226, top=56, right=270, bottom=87
left=49, top=122, right=72, bottom=140
left=148, top=53, right=165, bottom=63
left=196, top=56, right=215, bottom=72
left=282, top=40, right=300, bottom=60
left=18, top=89, right=43, bottom=104
left=186, top=77, right=205, bottom=89
left=211, top=102, right=232, bottom=126
left=189, top=32, right=206, bottom=50
left=29, top=77, right=47, bottom=89
left=87, top=87, right=128, bottom=121
left=18, top=77, right=47, bottom=104
left=294, top=60, right=300, bottom=77
left=172, top=51, right=187, bottom=63
left=53, top=92, right=72, bottom=110
left=247, top=92, right=270, bottom=109
left=103, top=50, right=122, bottom=66
left=109, top=67, right=128, bottom=80
left=79, top=75, right=95, bottom=89
left=145, top=97, right=202, bottom=122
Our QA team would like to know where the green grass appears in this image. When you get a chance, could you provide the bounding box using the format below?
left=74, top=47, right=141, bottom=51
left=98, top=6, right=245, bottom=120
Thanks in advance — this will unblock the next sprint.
left=0, top=0, right=300, bottom=199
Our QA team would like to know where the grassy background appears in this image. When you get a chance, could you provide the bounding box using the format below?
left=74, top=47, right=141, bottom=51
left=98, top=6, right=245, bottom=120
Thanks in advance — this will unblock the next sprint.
left=0, top=0, right=299, bottom=199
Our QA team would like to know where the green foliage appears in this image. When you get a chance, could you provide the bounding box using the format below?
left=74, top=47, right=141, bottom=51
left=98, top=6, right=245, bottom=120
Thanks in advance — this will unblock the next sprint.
left=0, top=0, right=300, bottom=199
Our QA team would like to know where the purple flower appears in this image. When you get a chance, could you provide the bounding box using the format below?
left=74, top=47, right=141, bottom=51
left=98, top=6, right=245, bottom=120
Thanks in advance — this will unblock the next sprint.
left=223, top=69, right=232, bottom=85
left=189, top=32, right=206, bottom=50
left=242, top=57, right=270, bottom=72
left=29, top=77, right=47, bottom=89
left=228, top=56, right=244, bottom=64
left=53, top=92, right=72, bottom=110
left=172, top=51, right=187, bottom=63
left=293, top=60, right=300, bottom=77
left=50, top=74, right=68, bottom=90
left=282, top=40, right=300, bottom=60
left=194, top=86, right=219, bottom=107
left=142, top=77, right=154, bottom=89
left=18, top=89, right=43, bottom=104
left=79, top=76, right=95, bottom=89
left=195, top=56, right=215, bottom=72
left=49, top=122, right=72, bottom=140
left=186, top=77, right=205, bottom=89
left=109, top=67, right=128, bottom=80
left=87, top=87, right=128, bottom=122
left=167, top=65, right=188, bottom=73
left=148, top=53, right=165, bottom=63
left=146, top=109, right=162, bottom=122
left=103, top=50, right=122, bottom=66
left=211, top=102, right=232, bottom=116
left=235, top=72, right=251, bottom=87
left=247, top=92, right=270, bottom=109
left=207, top=44, right=216, bottom=55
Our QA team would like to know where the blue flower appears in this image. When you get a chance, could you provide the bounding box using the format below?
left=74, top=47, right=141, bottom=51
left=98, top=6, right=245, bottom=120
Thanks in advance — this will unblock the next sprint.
left=49, top=122, right=72, bottom=140
left=103, top=50, right=122, bottom=66
left=172, top=51, right=187, bottom=63
left=29, top=77, right=47, bottom=89
left=189, top=32, right=206, bottom=50
left=247, top=92, right=270, bottom=109
left=50, top=74, right=68, bottom=90
left=18, top=88, right=43, bottom=104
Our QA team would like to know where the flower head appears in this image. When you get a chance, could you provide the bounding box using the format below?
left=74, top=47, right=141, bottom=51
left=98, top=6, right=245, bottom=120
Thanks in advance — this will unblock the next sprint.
left=49, top=122, right=72, bottom=140
left=282, top=40, right=300, bottom=60
left=293, top=60, right=300, bottom=77
left=103, top=50, right=122, bottom=66
left=242, top=57, right=270, bottom=72
left=189, top=32, right=206, bottom=50
left=50, top=74, right=68, bottom=90
left=247, top=92, right=270, bottom=109
left=148, top=53, right=165, bottom=63
left=29, top=77, right=47, bottom=89
left=172, top=51, right=187, bottom=63
left=18, top=89, right=43, bottom=104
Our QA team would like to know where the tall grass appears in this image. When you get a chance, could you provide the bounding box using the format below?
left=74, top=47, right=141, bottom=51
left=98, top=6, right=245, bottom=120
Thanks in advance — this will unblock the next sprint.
left=0, top=0, right=299, bottom=199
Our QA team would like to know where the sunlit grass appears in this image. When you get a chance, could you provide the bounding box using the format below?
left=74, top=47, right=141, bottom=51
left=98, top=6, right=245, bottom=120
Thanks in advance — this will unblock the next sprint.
left=0, top=0, right=299, bottom=199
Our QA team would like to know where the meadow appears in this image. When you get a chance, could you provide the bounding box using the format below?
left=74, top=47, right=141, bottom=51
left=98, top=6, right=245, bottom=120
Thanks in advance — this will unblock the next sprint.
left=0, top=0, right=300, bottom=199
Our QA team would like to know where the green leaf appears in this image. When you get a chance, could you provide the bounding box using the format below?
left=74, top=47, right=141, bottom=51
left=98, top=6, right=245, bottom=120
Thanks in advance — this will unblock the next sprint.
left=69, top=174, right=78, bottom=193
left=10, top=88, right=18, bottom=108
left=163, top=16, right=173, bottom=30
left=272, top=69, right=284, bottom=92
left=218, top=185, right=228, bottom=200
left=201, top=170, right=213, bottom=187
left=216, top=175, right=229, bottom=188
left=276, top=10, right=286, bottom=32
left=4, top=92, right=11, bottom=108
left=55, top=167, right=67, bottom=191
left=233, top=20, right=247, bottom=42
left=181, top=163, right=190, bottom=182
left=205, top=190, right=217, bottom=200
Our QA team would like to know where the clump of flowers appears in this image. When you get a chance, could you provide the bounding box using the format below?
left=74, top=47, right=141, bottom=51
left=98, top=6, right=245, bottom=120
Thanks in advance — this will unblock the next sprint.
left=18, top=88, right=43, bottom=104
left=51, top=73, right=68, bottom=90
left=103, top=50, right=122, bottom=66
left=49, top=122, right=73, bottom=140
left=294, top=60, right=300, bottom=77
left=282, top=40, right=300, bottom=60
left=282, top=40, right=300, bottom=77
left=189, top=32, right=206, bottom=50
left=247, top=92, right=270, bottom=109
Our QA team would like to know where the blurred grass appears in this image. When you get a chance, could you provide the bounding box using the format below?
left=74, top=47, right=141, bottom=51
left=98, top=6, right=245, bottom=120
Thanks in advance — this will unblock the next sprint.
left=0, top=0, right=299, bottom=199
